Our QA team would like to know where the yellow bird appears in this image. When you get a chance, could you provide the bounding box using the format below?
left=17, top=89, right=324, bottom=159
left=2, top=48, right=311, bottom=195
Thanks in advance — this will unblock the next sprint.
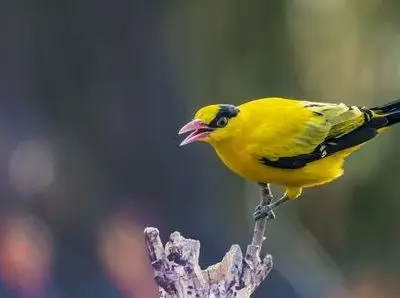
left=178, top=97, right=400, bottom=220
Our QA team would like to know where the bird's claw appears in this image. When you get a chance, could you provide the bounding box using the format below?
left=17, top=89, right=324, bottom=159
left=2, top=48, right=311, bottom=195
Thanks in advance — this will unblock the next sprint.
left=253, top=204, right=276, bottom=221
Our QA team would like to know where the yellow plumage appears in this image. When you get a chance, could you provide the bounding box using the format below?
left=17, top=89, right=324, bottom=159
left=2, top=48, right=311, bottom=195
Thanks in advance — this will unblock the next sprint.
left=179, top=97, right=400, bottom=204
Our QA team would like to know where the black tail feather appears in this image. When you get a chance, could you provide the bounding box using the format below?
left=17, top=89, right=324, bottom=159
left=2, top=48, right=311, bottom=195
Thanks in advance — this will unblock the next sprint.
left=371, top=99, right=400, bottom=126
left=385, top=111, right=400, bottom=126
left=371, top=99, right=400, bottom=113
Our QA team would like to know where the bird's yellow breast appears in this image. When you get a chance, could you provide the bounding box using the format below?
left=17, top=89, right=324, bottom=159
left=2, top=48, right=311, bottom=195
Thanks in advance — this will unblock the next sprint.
left=213, top=142, right=359, bottom=188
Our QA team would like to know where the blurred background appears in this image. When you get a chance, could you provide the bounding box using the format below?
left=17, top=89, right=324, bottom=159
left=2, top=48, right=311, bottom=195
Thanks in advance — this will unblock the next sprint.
left=0, top=0, right=400, bottom=297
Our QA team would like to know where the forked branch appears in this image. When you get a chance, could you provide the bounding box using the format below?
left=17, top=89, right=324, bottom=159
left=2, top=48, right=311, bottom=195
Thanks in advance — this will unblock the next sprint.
left=144, top=184, right=274, bottom=297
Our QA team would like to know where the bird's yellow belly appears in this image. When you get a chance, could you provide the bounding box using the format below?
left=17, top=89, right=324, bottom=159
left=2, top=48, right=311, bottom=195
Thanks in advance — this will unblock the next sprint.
left=215, top=146, right=360, bottom=188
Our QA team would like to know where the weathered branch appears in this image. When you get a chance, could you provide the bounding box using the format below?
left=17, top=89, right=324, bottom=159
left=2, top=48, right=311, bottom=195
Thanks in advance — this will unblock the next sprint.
left=144, top=184, right=274, bottom=297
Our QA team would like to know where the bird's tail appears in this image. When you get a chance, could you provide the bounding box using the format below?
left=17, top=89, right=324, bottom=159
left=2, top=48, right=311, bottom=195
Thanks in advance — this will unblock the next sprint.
left=371, top=99, right=400, bottom=127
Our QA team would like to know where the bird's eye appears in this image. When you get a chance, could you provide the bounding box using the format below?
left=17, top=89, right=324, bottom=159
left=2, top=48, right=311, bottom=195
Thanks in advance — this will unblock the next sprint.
left=216, top=116, right=228, bottom=127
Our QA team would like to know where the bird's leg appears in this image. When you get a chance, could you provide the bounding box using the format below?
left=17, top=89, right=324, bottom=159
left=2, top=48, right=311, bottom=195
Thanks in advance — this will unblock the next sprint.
left=254, top=183, right=276, bottom=220
left=253, top=195, right=289, bottom=221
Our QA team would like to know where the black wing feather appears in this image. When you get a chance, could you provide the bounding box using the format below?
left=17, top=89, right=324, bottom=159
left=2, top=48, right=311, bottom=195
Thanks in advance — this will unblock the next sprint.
left=259, top=116, right=387, bottom=169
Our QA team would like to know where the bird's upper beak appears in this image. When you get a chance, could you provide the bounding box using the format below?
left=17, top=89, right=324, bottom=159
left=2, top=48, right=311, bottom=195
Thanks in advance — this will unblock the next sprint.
left=178, top=119, right=214, bottom=146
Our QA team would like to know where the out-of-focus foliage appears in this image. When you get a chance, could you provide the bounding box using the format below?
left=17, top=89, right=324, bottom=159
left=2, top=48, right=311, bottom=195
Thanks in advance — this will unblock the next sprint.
left=0, top=1, right=399, bottom=297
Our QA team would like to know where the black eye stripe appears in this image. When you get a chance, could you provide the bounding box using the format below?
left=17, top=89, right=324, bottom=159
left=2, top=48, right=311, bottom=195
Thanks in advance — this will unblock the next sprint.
left=208, top=104, right=239, bottom=128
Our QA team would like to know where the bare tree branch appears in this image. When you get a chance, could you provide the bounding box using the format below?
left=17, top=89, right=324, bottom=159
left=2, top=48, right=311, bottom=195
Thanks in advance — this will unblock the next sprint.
left=144, top=184, right=274, bottom=297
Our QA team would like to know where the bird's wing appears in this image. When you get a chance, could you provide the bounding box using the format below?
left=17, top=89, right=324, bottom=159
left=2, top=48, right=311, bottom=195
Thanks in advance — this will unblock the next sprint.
left=257, top=101, right=387, bottom=169
left=304, top=101, right=366, bottom=138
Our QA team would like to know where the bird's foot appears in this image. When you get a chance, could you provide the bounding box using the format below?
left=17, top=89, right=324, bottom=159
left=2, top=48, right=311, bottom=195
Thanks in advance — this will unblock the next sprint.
left=253, top=204, right=276, bottom=221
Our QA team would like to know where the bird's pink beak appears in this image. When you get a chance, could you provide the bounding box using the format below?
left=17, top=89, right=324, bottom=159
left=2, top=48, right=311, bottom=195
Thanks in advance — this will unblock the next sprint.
left=178, top=119, right=214, bottom=146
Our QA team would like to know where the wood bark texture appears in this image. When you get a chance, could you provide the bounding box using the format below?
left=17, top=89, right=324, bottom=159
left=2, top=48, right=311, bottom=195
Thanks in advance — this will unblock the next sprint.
left=144, top=184, right=274, bottom=297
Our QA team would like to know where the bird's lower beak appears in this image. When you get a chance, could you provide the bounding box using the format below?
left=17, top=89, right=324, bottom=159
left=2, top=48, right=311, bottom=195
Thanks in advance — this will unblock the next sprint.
left=178, top=119, right=213, bottom=146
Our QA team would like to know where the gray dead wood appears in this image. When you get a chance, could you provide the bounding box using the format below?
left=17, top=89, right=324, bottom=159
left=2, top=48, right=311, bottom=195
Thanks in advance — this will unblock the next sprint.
left=144, top=184, right=274, bottom=297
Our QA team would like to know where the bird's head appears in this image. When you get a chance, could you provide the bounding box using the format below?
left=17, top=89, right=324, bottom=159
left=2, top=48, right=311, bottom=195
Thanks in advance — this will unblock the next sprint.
left=178, top=104, right=241, bottom=146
